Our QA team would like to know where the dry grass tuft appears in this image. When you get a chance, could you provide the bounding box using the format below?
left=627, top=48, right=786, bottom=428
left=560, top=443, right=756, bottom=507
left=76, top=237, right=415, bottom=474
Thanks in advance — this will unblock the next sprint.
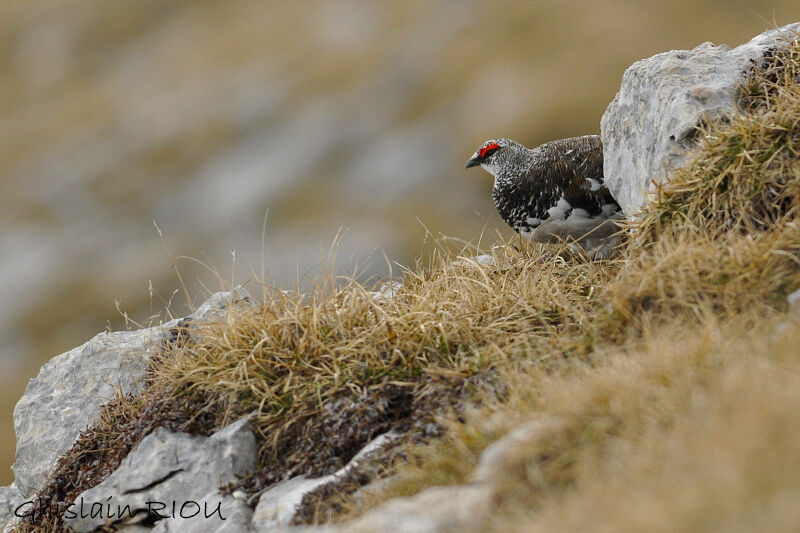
left=151, top=242, right=616, bottom=496
left=484, top=316, right=800, bottom=533
left=610, top=222, right=800, bottom=322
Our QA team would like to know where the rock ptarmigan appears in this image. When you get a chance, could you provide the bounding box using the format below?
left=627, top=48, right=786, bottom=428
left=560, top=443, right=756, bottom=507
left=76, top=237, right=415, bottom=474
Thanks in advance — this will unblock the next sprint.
left=466, top=135, right=622, bottom=257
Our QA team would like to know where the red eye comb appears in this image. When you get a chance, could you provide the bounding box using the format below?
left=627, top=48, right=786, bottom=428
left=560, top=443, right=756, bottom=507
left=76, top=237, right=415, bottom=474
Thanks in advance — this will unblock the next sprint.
left=479, top=142, right=500, bottom=158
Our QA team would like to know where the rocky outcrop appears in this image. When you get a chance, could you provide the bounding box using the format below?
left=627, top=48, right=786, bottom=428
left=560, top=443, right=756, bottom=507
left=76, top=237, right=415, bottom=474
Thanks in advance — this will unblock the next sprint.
left=251, top=431, right=398, bottom=531
left=601, top=23, right=800, bottom=216
left=61, top=422, right=397, bottom=532
left=64, top=418, right=257, bottom=533
left=13, top=327, right=166, bottom=499
left=788, top=288, right=800, bottom=312
left=339, top=484, right=494, bottom=533
left=0, top=484, right=21, bottom=531
left=1, top=288, right=250, bottom=530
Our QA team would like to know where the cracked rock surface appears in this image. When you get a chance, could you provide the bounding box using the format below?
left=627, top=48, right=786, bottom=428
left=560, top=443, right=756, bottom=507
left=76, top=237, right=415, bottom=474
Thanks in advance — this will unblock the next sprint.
left=251, top=431, right=399, bottom=530
left=12, top=326, right=167, bottom=500
left=0, top=288, right=250, bottom=530
left=65, top=427, right=399, bottom=533
left=64, top=418, right=256, bottom=533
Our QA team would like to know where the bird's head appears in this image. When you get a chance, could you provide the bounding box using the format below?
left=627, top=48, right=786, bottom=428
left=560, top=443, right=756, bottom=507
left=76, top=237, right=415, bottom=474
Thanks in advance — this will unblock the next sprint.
left=465, top=138, right=525, bottom=176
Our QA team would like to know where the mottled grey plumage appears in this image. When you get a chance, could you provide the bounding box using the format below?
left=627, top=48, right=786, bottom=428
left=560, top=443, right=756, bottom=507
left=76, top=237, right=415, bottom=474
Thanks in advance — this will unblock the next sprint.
left=466, top=135, right=622, bottom=256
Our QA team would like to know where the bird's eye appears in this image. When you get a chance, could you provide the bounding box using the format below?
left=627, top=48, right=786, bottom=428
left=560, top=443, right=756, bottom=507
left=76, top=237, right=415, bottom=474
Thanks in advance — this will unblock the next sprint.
left=480, top=143, right=500, bottom=158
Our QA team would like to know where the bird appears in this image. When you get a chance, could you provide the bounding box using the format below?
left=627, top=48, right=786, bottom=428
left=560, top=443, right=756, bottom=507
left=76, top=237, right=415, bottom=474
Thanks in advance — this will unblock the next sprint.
left=465, top=135, right=623, bottom=258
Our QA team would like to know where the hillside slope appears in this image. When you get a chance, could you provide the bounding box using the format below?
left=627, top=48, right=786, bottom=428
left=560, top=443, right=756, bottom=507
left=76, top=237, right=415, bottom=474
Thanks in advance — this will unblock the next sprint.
left=16, top=34, right=800, bottom=533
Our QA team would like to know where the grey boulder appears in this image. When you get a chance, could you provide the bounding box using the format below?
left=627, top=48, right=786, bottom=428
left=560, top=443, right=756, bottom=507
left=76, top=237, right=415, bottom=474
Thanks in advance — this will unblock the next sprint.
left=251, top=431, right=398, bottom=530
left=335, top=485, right=493, bottom=533
left=787, top=287, right=800, bottom=312
left=64, top=417, right=257, bottom=533
left=601, top=23, right=800, bottom=216
left=1, top=287, right=250, bottom=529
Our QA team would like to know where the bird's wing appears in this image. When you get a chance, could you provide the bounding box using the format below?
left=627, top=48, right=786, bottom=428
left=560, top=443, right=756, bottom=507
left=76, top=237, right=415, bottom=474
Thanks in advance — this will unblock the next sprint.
left=521, top=135, right=614, bottom=218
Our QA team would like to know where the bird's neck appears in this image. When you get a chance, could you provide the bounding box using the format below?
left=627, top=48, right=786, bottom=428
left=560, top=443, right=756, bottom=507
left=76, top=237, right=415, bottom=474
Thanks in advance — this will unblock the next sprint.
left=491, top=150, right=535, bottom=189
left=487, top=149, right=538, bottom=231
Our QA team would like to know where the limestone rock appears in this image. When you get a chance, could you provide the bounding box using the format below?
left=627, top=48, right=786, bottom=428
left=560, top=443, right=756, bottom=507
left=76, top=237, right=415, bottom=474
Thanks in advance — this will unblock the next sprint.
left=12, top=327, right=167, bottom=500
left=315, top=418, right=570, bottom=533
left=1, top=288, right=250, bottom=529
left=192, top=286, right=251, bottom=324
left=252, top=477, right=333, bottom=530
left=251, top=431, right=398, bottom=530
left=368, top=281, right=403, bottom=305
left=451, top=254, right=496, bottom=268
left=601, top=23, right=800, bottom=216
left=64, top=417, right=257, bottom=533
left=341, top=485, right=493, bottom=533
left=787, top=287, right=800, bottom=312
left=0, top=484, right=21, bottom=531
left=470, top=416, right=568, bottom=484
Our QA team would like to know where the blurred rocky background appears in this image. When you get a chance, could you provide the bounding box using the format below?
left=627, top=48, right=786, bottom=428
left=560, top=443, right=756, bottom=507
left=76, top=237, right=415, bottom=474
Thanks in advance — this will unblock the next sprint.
left=1, top=0, right=798, bottom=484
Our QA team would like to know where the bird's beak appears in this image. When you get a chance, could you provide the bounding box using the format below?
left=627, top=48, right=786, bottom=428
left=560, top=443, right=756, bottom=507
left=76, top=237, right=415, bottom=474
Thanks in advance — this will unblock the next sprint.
left=465, top=156, right=480, bottom=169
